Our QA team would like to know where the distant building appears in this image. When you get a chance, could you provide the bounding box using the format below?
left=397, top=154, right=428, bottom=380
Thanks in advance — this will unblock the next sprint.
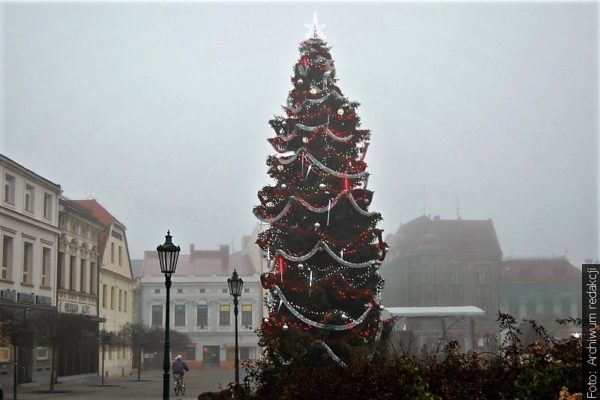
left=56, top=198, right=104, bottom=376
left=500, top=257, right=581, bottom=336
left=380, top=215, right=503, bottom=345
left=0, top=154, right=61, bottom=384
left=135, top=239, right=262, bottom=369
left=72, top=200, right=134, bottom=377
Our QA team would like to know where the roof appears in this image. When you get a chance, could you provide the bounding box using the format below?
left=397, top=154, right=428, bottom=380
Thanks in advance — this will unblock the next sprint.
left=501, top=257, right=581, bottom=284
left=387, top=215, right=502, bottom=258
left=0, top=153, right=62, bottom=192
left=385, top=306, right=485, bottom=318
left=139, top=244, right=256, bottom=278
left=384, top=306, right=485, bottom=318
left=71, top=199, right=126, bottom=258
left=59, top=197, right=103, bottom=227
left=71, top=199, right=125, bottom=228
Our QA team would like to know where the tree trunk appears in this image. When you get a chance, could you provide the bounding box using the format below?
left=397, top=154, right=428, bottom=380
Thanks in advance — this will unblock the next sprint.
left=101, top=345, right=105, bottom=386
left=137, top=346, right=141, bottom=381
left=49, top=344, right=57, bottom=392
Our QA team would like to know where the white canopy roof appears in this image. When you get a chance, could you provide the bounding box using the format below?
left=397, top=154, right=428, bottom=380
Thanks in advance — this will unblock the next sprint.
left=383, top=306, right=485, bottom=318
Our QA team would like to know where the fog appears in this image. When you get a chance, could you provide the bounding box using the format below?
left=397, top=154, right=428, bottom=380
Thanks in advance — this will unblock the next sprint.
left=1, top=2, right=597, bottom=266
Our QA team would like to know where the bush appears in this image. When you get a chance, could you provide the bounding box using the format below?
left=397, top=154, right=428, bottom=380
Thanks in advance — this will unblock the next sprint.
left=199, top=314, right=582, bottom=399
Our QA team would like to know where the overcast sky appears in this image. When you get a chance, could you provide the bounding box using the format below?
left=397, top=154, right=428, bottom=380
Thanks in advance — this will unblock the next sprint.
left=1, top=2, right=597, bottom=267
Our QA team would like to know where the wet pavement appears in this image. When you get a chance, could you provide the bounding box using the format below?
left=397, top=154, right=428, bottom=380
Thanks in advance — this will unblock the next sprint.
left=5, top=368, right=243, bottom=400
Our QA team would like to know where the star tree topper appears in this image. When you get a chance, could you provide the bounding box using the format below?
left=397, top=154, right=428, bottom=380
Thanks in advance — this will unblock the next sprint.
left=304, top=12, right=326, bottom=40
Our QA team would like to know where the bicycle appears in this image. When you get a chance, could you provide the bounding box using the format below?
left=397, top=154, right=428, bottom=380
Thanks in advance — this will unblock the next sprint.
left=174, top=373, right=186, bottom=396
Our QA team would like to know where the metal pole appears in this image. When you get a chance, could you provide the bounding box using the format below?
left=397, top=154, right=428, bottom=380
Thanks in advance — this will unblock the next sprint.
left=163, top=274, right=172, bottom=400
left=233, top=295, right=240, bottom=394
left=13, top=344, right=18, bottom=400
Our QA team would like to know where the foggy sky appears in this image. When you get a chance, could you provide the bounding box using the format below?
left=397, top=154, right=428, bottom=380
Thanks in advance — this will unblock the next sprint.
left=1, top=2, right=597, bottom=266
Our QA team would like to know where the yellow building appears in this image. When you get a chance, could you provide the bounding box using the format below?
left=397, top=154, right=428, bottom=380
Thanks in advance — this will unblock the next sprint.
left=73, top=200, right=134, bottom=378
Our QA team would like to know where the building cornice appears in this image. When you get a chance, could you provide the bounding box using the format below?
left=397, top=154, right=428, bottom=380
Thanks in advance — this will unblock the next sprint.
left=1, top=205, right=60, bottom=234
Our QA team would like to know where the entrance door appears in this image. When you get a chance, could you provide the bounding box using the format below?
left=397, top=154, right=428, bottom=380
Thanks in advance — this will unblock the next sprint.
left=18, top=344, right=33, bottom=383
left=202, top=346, right=220, bottom=367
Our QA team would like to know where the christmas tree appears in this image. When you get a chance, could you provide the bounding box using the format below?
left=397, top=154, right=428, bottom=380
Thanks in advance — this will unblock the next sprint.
left=254, top=15, right=388, bottom=367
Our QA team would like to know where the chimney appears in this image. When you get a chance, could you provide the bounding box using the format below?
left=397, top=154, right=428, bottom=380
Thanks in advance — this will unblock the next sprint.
left=220, top=244, right=230, bottom=274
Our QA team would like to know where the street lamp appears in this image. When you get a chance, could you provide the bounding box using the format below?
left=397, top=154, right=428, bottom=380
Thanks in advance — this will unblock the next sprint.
left=227, top=269, right=244, bottom=394
left=157, top=231, right=180, bottom=400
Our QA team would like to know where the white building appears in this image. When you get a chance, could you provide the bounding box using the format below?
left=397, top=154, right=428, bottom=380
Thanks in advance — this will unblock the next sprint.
left=0, top=154, right=61, bottom=385
left=136, top=240, right=262, bottom=368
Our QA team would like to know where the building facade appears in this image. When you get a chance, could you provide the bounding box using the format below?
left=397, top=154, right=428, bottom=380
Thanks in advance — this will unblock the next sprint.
left=380, top=215, right=503, bottom=346
left=56, top=198, right=104, bottom=376
left=72, top=200, right=134, bottom=378
left=0, top=154, right=61, bottom=385
left=500, top=257, right=582, bottom=337
left=135, top=241, right=262, bottom=369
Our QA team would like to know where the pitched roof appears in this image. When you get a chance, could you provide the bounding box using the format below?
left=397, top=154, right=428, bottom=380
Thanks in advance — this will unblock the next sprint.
left=387, top=215, right=502, bottom=258
left=71, top=199, right=126, bottom=257
left=139, top=244, right=256, bottom=278
left=71, top=199, right=125, bottom=228
left=501, top=257, right=581, bottom=284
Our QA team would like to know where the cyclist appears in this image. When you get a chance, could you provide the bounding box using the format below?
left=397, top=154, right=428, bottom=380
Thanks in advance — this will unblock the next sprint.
left=172, top=354, right=189, bottom=388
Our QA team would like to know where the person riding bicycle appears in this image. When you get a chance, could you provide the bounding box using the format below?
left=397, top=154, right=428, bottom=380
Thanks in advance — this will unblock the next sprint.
left=172, top=354, right=189, bottom=387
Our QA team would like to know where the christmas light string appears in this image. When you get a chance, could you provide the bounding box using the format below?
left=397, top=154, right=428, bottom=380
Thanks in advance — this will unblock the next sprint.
left=276, top=241, right=379, bottom=268
left=274, top=148, right=368, bottom=179
left=254, top=189, right=376, bottom=224
left=273, top=285, right=374, bottom=331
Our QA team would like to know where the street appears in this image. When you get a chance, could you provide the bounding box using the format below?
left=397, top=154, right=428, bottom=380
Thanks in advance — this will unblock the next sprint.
left=7, top=368, right=242, bottom=400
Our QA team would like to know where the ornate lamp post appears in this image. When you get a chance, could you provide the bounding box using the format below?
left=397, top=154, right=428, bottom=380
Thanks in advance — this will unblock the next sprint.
left=227, top=269, right=244, bottom=394
left=157, top=231, right=180, bottom=400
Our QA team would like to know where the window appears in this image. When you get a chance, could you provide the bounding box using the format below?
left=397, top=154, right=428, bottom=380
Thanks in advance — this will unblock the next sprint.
left=108, top=348, right=112, bottom=360
left=240, top=347, right=251, bottom=360
left=244, top=288, right=250, bottom=293
left=118, top=289, right=122, bottom=311
left=111, top=243, right=115, bottom=263
left=41, top=247, right=51, bottom=287
left=222, top=288, right=228, bottom=293
left=154, top=288, right=160, bottom=294
left=561, top=298, right=571, bottom=316
left=69, top=255, right=77, bottom=290
left=111, top=287, right=115, bottom=309
left=2, top=236, right=13, bottom=280
left=152, top=305, right=163, bottom=327
left=124, top=291, right=128, bottom=313
left=43, top=193, right=53, bottom=220
left=219, top=304, right=230, bottom=326
left=526, top=298, right=536, bottom=317
left=23, top=242, right=33, bottom=284
left=36, top=346, right=49, bottom=360
left=4, top=174, right=15, bottom=204
left=175, top=305, right=186, bottom=326
left=57, top=252, right=65, bottom=288
left=199, top=288, right=205, bottom=293
left=544, top=297, right=554, bottom=315
left=177, top=288, right=183, bottom=294
left=90, top=262, right=96, bottom=294
left=0, top=334, right=10, bottom=362
left=102, top=284, right=107, bottom=308
left=80, top=259, right=87, bottom=293
left=476, top=268, right=488, bottom=284
left=242, top=304, right=252, bottom=327
left=25, top=184, right=35, bottom=212
left=118, top=246, right=122, bottom=266
left=196, top=304, right=208, bottom=327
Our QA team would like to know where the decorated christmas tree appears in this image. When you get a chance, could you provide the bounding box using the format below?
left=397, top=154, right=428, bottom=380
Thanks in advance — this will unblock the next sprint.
left=254, top=15, right=388, bottom=367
